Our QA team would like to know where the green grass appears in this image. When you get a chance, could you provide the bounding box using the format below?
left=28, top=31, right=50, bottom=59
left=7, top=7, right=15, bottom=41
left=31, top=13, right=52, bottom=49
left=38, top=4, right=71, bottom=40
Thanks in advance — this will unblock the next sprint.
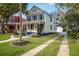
left=13, top=34, right=19, bottom=38
left=0, top=34, right=10, bottom=40
left=0, top=34, right=56, bottom=56
left=35, top=36, right=63, bottom=56
left=68, top=36, right=79, bottom=56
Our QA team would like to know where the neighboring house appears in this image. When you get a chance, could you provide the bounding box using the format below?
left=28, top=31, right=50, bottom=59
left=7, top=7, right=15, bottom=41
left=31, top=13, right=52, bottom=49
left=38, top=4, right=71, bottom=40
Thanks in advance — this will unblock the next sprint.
left=26, top=6, right=57, bottom=34
left=7, top=12, right=27, bottom=33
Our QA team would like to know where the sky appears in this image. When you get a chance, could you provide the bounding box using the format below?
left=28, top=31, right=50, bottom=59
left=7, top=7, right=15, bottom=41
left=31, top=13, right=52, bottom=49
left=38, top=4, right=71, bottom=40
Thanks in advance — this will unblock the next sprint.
left=28, top=3, right=56, bottom=13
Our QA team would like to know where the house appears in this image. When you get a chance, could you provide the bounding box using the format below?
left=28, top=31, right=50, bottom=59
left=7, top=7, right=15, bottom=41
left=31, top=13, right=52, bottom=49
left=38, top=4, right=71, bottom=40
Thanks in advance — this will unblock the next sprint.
left=7, top=12, right=27, bottom=33
left=26, top=6, right=57, bottom=34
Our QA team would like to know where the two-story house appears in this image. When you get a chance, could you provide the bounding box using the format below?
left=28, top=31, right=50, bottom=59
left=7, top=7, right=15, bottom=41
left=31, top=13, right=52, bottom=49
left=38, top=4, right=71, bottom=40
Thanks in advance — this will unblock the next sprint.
left=26, top=6, right=57, bottom=34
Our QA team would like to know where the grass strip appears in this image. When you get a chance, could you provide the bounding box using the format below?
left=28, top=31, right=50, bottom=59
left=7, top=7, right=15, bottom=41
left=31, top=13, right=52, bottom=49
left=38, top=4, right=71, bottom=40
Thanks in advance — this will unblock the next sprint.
left=35, top=36, right=63, bottom=56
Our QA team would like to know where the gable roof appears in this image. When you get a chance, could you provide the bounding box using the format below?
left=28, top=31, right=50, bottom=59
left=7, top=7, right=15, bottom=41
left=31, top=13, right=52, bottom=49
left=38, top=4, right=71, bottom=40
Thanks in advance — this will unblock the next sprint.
left=13, top=12, right=27, bottom=20
left=28, top=5, right=51, bottom=16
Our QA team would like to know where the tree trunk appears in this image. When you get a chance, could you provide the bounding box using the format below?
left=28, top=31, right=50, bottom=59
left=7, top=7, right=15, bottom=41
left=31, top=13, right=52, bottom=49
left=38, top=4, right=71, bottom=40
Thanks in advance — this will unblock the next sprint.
left=1, top=20, right=5, bottom=33
left=19, top=3, right=22, bottom=41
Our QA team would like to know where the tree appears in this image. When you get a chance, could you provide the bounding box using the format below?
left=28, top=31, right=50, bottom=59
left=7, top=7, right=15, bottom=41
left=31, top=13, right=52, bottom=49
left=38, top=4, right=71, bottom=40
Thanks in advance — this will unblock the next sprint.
left=0, top=3, right=28, bottom=33
left=19, top=3, right=28, bottom=42
left=56, top=3, right=79, bottom=39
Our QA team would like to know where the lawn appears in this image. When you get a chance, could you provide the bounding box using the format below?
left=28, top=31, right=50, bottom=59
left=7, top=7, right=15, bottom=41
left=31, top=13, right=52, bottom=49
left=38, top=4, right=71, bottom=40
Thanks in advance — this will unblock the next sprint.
left=13, top=34, right=19, bottom=38
left=0, top=34, right=57, bottom=56
left=35, top=36, right=63, bottom=56
left=0, top=34, right=10, bottom=40
left=68, top=36, right=79, bottom=56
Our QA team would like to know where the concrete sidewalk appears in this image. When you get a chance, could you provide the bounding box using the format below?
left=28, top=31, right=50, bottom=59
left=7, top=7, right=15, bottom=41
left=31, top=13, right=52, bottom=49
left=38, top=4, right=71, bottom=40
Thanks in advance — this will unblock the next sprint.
left=22, top=37, right=59, bottom=56
left=0, top=35, right=31, bottom=43
left=57, top=39, right=69, bottom=56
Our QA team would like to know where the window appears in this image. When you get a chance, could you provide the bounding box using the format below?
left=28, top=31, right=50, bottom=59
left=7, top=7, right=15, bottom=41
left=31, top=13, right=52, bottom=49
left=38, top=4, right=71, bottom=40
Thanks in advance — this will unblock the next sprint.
left=54, top=28, right=56, bottom=30
left=32, top=15, right=37, bottom=20
left=57, top=18, right=59, bottom=20
left=50, top=18, right=52, bottom=22
left=39, top=14, right=43, bottom=20
left=27, top=16, right=31, bottom=21
left=51, top=25, right=52, bottom=30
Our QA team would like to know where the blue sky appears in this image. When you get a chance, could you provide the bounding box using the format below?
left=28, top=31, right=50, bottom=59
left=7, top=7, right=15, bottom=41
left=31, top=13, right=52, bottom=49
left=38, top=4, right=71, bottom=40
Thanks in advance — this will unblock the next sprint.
left=28, top=3, right=56, bottom=13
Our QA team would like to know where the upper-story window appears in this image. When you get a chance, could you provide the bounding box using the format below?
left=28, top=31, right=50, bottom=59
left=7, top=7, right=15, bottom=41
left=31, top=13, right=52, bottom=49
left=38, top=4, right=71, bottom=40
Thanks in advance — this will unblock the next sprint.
left=38, top=14, right=43, bottom=20
left=50, top=17, right=52, bottom=22
left=32, top=15, right=37, bottom=20
left=27, top=16, right=31, bottom=21
left=38, top=14, right=44, bottom=20
left=57, top=18, right=59, bottom=20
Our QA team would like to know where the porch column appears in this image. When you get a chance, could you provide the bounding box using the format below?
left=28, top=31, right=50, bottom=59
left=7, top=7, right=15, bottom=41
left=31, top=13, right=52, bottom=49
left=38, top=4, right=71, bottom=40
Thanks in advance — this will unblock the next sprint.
left=15, top=24, right=17, bottom=31
left=27, top=23, right=28, bottom=30
left=34, top=23, right=35, bottom=30
left=22, top=23, right=23, bottom=30
left=34, top=23, right=37, bottom=31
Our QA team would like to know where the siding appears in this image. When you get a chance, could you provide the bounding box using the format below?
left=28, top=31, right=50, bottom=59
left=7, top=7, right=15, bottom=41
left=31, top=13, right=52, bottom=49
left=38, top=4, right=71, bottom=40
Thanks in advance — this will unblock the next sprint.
left=42, top=13, right=52, bottom=33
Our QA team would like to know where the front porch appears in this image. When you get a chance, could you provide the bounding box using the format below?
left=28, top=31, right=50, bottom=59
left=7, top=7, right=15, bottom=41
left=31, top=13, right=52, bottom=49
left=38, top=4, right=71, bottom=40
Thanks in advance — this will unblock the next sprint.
left=7, top=20, right=45, bottom=35
left=7, top=22, right=27, bottom=33
left=27, top=21, right=45, bottom=35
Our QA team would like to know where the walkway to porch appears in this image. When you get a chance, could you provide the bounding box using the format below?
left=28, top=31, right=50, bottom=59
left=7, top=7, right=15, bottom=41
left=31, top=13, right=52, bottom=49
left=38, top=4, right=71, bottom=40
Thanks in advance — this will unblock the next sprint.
left=0, top=35, right=31, bottom=43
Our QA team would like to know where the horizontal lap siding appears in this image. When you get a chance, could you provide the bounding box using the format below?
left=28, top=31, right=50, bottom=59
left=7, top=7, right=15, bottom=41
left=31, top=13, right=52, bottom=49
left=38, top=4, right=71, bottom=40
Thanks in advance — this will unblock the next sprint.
left=42, top=14, right=51, bottom=33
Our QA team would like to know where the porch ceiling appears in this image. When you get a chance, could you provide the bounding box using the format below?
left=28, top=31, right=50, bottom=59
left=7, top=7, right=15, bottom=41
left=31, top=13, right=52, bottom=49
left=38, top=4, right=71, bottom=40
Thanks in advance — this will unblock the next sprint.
left=27, top=20, right=45, bottom=24
left=7, top=22, right=27, bottom=25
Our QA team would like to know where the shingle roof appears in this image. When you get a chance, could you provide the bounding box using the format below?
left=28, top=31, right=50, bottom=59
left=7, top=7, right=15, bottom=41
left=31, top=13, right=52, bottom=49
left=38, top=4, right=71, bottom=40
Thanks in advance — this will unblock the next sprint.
left=28, top=5, right=51, bottom=16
